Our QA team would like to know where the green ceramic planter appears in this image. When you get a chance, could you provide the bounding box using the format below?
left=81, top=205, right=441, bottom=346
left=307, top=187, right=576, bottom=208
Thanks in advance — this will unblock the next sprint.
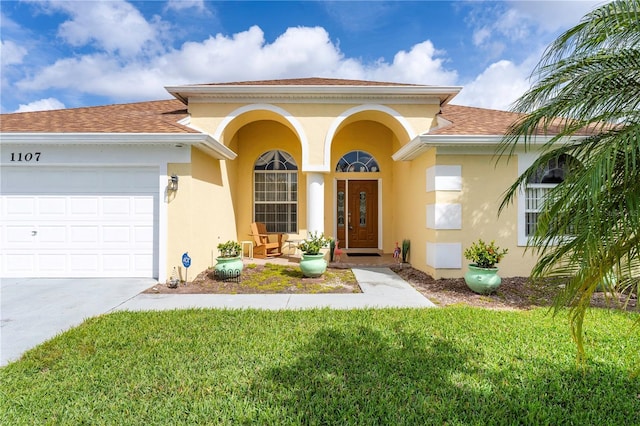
left=214, top=256, right=243, bottom=278
left=299, top=253, right=327, bottom=278
left=464, top=264, right=502, bottom=294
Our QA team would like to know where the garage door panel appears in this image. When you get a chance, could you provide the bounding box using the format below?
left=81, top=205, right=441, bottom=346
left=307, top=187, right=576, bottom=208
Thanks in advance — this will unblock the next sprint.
left=70, top=198, right=100, bottom=216
left=1, top=166, right=158, bottom=278
left=134, top=197, right=155, bottom=216
left=5, top=226, right=34, bottom=244
left=103, top=197, right=132, bottom=215
left=68, top=254, right=99, bottom=271
left=39, top=254, right=67, bottom=272
left=69, top=226, right=99, bottom=243
left=3, top=254, right=34, bottom=273
left=134, top=254, right=153, bottom=272
left=38, top=197, right=67, bottom=216
left=134, top=226, right=154, bottom=244
left=38, top=226, right=67, bottom=243
left=104, top=254, right=131, bottom=272
left=103, top=226, right=131, bottom=244
left=4, top=197, right=36, bottom=217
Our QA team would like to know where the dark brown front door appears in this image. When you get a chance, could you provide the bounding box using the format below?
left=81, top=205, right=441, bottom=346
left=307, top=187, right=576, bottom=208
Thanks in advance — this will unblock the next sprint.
left=337, top=180, right=378, bottom=248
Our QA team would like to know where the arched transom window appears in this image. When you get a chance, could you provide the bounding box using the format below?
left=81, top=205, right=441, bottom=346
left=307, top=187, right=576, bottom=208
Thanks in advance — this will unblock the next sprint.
left=335, top=151, right=380, bottom=172
left=525, top=154, right=578, bottom=236
left=254, top=150, right=298, bottom=233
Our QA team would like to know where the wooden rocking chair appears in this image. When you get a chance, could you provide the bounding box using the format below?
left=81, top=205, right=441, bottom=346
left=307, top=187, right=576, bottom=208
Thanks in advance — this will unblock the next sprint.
left=250, top=222, right=283, bottom=258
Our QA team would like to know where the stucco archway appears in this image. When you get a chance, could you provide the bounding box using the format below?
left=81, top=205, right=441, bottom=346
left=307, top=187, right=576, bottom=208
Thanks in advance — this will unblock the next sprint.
left=324, top=104, right=416, bottom=170
left=213, top=104, right=310, bottom=167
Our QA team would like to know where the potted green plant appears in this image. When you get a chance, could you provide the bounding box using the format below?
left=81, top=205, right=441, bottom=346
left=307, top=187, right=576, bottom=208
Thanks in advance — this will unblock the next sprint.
left=463, top=239, right=508, bottom=294
left=214, top=240, right=243, bottom=278
left=298, top=232, right=329, bottom=277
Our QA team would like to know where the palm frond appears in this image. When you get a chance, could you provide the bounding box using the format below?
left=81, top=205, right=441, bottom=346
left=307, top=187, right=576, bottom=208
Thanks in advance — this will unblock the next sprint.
left=497, top=0, right=640, bottom=363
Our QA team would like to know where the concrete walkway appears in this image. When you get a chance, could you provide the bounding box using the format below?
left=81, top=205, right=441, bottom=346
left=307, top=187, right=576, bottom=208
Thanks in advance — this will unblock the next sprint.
left=117, top=267, right=436, bottom=311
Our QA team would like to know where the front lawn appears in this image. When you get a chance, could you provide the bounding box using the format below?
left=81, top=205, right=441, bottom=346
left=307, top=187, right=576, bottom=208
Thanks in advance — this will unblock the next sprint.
left=1, top=308, right=638, bottom=424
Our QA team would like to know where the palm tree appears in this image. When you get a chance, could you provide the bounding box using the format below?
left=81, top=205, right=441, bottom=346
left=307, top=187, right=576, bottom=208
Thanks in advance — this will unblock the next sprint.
left=498, top=0, right=640, bottom=362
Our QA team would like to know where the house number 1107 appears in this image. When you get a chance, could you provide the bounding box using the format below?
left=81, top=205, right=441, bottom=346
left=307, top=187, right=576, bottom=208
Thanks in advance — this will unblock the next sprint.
left=10, top=152, right=41, bottom=162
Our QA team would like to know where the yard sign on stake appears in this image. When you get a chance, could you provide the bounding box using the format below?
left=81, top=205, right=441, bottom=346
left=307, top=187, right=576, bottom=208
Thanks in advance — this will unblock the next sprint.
left=182, top=252, right=191, bottom=284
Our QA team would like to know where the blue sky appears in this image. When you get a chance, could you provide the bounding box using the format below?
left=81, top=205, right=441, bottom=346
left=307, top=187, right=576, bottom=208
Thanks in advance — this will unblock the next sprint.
left=0, top=1, right=603, bottom=114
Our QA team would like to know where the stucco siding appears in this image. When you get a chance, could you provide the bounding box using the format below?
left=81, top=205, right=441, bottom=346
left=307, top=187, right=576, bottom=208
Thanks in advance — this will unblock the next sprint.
left=393, top=149, right=437, bottom=277
left=433, top=153, right=538, bottom=278
left=166, top=148, right=235, bottom=280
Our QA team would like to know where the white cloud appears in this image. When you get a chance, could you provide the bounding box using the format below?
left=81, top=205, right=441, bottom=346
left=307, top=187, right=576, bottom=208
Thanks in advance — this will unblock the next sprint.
left=1, top=40, right=27, bottom=66
left=165, top=0, right=207, bottom=12
left=507, top=1, right=605, bottom=33
left=17, top=24, right=459, bottom=101
left=465, top=1, right=603, bottom=63
left=15, top=97, right=65, bottom=112
left=16, top=53, right=170, bottom=101
left=367, top=41, right=458, bottom=86
left=452, top=60, right=531, bottom=110
left=50, top=0, right=159, bottom=57
left=473, top=27, right=491, bottom=47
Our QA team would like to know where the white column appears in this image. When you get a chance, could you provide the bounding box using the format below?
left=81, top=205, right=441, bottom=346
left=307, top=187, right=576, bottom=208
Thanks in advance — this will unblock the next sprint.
left=306, top=172, right=324, bottom=235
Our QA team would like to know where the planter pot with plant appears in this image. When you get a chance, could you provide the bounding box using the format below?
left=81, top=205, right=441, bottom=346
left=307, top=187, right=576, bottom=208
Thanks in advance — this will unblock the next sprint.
left=214, top=240, right=243, bottom=279
left=298, top=232, right=329, bottom=278
left=463, top=239, right=508, bottom=294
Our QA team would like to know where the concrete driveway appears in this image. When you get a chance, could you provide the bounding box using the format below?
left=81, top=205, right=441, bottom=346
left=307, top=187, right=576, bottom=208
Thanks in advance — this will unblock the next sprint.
left=1, top=277, right=156, bottom=367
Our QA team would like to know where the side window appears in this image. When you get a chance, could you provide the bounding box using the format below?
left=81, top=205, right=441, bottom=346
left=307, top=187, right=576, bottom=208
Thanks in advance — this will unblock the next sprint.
left=525, top=154, right=577, bottom=236
left=254, top=150, right=298, bottom=233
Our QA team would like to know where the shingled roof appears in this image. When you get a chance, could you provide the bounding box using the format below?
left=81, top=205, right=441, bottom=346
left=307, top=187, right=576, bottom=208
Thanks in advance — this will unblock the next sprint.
left=0, top=99, right=194, bottom=133
left=1, top=85, right=526, bottom=137
left=437, top=104, right=521, bottom=135
left=197, top=77, right=423, bottom=87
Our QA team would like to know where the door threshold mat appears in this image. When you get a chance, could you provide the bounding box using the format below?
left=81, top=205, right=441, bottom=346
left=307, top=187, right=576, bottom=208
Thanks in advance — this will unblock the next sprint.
left=346, top=253, right=381, bottom=257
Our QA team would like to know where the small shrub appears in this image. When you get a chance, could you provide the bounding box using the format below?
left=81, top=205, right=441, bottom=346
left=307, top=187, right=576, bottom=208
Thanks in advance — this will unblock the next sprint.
left=217, top=240, right=241, bottom=258
left=464, top=239, right=508, bottom=268
left=298, top=232, right=329, bottom=255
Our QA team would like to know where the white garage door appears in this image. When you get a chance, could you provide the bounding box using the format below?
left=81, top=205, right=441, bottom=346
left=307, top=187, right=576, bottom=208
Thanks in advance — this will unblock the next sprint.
left=0, top=166, right=158, bottom=278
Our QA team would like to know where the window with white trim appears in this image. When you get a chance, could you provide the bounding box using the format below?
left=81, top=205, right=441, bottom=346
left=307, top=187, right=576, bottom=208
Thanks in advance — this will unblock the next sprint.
left=525, top=154, right=576, bottom=236
left=254, top=150, right=298, bottom=233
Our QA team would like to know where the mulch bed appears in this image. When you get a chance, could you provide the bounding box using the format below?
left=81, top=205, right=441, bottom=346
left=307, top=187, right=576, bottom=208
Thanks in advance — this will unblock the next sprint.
left=143, top=264, right=638, bottom=312
left=143, top=264, right=360, bottom=295
left=390, top=266, right=638, bottom=312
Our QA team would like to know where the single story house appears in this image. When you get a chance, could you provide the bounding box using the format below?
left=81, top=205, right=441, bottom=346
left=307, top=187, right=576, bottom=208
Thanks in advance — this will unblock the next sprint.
left=0, top=77, right=563, bottom=281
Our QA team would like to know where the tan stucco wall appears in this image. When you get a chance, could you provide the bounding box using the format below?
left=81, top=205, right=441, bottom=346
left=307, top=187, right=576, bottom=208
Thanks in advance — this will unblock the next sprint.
left=393, top=148, right=438, bottom=277
left=434, top=153, right=538, bottom=278
left=166, top=147, right=237, bottom=281
left=189, top=102, right=439, bottom=170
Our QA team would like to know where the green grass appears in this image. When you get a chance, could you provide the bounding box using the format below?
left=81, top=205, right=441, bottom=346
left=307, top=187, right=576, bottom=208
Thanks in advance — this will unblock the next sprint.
left=1, top=308, right=639, bottom=425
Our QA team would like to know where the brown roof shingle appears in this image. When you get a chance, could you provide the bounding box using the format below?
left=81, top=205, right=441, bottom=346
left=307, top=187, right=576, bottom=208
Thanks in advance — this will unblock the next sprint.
left=436, top=104, right=521, bottom=135
left=199, top=77, right=423, bottom=87
left=0, top=99, right=195, bottom=133
left=437, top=104, right=595, bottom=136
left=1, top=93, right=546, bottom=138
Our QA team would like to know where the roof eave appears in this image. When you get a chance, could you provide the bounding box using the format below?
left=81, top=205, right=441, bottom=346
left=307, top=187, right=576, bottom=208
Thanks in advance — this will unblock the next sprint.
left=0, top=132, right=237, bottom=160
left=166, top=84, right=463, bottom=105
left=392, top=134, right=562, bottom=161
